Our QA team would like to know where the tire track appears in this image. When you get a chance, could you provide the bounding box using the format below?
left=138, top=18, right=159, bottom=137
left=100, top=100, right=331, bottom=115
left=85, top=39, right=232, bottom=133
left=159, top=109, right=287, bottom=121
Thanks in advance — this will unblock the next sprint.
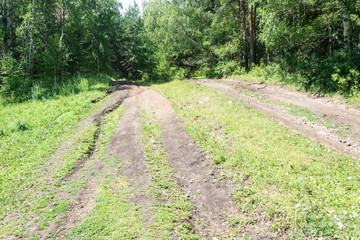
left=138, top=89, right=277, bottom=239
left=194, top=79, right=360, bottom=159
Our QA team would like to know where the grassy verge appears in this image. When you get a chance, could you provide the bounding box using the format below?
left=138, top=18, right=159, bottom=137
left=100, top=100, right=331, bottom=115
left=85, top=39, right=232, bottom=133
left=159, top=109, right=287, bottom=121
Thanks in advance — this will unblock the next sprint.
left=0, top=75, right=111, bottom=237
left=152, top=80, right=360, bottom=239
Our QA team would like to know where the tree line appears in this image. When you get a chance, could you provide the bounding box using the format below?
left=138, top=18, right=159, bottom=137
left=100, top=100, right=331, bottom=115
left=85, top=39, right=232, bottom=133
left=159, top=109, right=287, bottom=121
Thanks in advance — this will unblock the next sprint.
left=1, top=0, right=360, bottom=102
left=0, top=0, right=148, bottom=102
left=143, top=0, right=360, bottom=93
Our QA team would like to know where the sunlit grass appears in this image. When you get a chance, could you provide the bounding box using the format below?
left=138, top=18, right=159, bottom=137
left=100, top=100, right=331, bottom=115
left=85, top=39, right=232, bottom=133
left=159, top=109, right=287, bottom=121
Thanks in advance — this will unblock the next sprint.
left=152, top=80, right=360, bottom=239
left=0, top=75, right=110, bottom=237
left=140, top=111, right=198, bottom=239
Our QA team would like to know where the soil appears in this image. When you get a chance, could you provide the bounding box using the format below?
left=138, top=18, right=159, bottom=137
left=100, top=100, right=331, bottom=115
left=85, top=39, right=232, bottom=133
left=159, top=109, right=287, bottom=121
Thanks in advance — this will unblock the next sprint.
left=193, top=79, right=360, bottom=159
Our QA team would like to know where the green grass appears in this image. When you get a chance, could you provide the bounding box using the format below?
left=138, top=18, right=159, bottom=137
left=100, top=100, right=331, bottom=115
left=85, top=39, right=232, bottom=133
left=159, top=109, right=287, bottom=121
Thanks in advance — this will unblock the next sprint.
left=37, top=199, right=70, bottom=230
left=68, top=110, right=199, bottom=239
left=140, top=111, right=198, bottom=239
left=152, top=80, right=360, bottom=239
left=67, top=178, right=144, bottom=240
left=0, top=75, right=111, bottom=237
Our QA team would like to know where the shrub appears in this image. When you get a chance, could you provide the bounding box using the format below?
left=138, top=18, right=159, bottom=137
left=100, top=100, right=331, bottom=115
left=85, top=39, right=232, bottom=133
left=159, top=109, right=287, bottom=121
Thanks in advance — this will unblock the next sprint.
left=297, top=49, right=360, bottom=93
left=0, top=56, right=32, bottom=103
left=214, top=60, right=243, bottom=77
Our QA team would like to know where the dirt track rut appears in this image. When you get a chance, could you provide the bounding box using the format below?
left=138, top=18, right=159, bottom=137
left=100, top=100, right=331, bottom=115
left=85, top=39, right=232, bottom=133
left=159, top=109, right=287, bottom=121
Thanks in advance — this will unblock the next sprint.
left=194, top=79, right=360, bottom=159
left=6, top=83, right=280, bottom=239
left=105, top=87, right=275, bottom=238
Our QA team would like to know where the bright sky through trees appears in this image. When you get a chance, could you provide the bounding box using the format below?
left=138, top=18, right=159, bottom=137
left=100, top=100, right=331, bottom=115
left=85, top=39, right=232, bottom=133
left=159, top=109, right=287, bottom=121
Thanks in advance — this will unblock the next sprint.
left=119, top=0, right=142, bottom=11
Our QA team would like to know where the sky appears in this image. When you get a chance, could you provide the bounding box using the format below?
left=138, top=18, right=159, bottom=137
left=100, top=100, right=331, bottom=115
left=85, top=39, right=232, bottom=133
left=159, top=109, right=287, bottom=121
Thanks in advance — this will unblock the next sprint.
left=119, top=0, right=143, bottom=12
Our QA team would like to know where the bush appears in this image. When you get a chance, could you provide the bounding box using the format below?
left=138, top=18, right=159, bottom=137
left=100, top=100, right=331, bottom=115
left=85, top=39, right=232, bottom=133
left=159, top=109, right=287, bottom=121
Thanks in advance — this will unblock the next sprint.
left=0, top=56, right=32, bottom=103
left=297, top=49, right=360, bottom=93
left=214, top=60, right=243, bottom=77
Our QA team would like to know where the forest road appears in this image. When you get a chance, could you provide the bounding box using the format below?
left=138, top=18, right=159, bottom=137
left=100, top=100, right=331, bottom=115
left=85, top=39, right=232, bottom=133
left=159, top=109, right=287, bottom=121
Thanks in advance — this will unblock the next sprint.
left=193, top=78, right=360, bottom=159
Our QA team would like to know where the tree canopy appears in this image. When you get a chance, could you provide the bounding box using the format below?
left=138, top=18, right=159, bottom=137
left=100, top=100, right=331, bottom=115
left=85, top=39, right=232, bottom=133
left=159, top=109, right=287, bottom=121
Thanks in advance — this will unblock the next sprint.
left=1, top=0, right=360, bottom=102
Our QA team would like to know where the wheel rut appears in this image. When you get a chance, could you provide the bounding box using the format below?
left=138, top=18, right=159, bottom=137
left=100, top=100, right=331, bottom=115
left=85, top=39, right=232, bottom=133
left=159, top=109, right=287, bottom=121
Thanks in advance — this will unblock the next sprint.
left=137, top=89, right=277, bottom=239
left=10, top=84, right=137, bottom=240
left=194, top=79, right=360, bottom=159
left=109, top=86, right=153, bottom=218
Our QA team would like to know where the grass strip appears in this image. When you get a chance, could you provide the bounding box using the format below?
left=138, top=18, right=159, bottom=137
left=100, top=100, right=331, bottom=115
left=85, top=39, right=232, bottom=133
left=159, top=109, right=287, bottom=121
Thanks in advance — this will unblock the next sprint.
left=152, top=80, right=360, bottom=239
left=67, top=178, right=143, bottom=240
left=140, top=111, right=199, bottom=240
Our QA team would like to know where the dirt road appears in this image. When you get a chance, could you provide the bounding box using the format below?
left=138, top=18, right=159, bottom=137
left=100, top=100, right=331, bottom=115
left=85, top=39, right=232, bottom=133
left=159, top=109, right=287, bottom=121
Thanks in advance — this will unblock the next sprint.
left=6, top=78, right=360, bottom=239
left=9, top=83, right=276, bottom=239
left=194, top=79, right=360, bottom=159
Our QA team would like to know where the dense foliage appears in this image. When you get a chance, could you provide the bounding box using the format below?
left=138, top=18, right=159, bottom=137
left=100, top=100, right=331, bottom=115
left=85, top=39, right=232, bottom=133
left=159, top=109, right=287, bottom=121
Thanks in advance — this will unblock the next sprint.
left=143, top=0, right=360, bottom=94
left=1, top=0, right=360, bottom=102
left=0, top=0, right=147, bottom=102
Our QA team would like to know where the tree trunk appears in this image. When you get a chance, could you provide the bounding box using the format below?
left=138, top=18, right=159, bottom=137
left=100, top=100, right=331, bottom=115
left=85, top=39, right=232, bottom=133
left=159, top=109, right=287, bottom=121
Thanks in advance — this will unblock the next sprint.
left=43, top=1, right=48, bottom=49
left=29, top=0, right=35, bottom=76
left=6, top=1, right=13, bottom=50
left=54, top=67, right=57, bottom=89
left=240, top=0, right=248, bottom=69
left=266, top=48, right=270, bottom=66
left=235, top=0, right=243, bottom=64
left=60, top=0, right=65, bottom=43
left=339, top=0, right=351, bottom=48
left=248, top=4, right=256, bottom=67
left=1, top=0, right=6, bottom=58
left=329, top=26, right=333, bottom=56
left=97, top=57, right=100, bottom=73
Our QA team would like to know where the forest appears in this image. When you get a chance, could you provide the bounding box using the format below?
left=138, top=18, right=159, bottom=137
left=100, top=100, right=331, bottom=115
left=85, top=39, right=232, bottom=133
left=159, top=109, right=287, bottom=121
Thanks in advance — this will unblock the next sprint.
left=0, top=0, right=360, bottom=101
